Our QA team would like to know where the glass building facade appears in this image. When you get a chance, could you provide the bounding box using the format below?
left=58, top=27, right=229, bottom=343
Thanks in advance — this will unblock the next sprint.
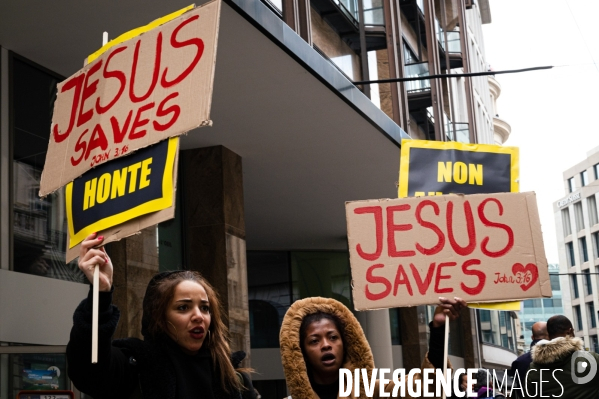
left=518, top=263, right=564, bottom=349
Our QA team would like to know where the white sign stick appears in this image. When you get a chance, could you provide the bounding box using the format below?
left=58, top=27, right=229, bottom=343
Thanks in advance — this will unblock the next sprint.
left=442, top=316, right=449, bottom=399
left=91, top=32, right=109, bottom=365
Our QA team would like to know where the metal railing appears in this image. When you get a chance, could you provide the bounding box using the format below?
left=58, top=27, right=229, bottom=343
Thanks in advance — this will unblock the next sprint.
left=405, top=62, right=431, bottom=93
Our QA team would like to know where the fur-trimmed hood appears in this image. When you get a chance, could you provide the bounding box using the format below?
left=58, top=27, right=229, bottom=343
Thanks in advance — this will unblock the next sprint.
left=531, top=336, right=584, bottom=365
left=280, top=297, right=374, bottom=399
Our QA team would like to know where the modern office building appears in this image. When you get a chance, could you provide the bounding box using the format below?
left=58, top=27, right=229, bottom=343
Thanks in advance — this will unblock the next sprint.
left=517, top=263, right=564, bottom=349
left=1, top=0, right=513, bottom=397
left=554, top=146, right=599, bottom=354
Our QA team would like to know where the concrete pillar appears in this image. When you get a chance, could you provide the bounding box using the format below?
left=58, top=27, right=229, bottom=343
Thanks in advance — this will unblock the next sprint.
left=356, top=309, right=394, bottom=369
left=180, top=146, right=250, bottom=366
left=107, top=228, right=161, bottom=340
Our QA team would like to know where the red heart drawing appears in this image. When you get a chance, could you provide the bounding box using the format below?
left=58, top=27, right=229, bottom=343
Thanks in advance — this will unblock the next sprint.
left=512, top=263, right=539, bottom=291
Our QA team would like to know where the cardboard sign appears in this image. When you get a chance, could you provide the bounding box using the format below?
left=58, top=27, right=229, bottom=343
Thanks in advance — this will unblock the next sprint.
left=346, top=192, right=551, bottom=310
left=66, top=137, right=178, bottom=249
left=39, top=0, right=221, bottom=196
left=398, top=140, right=519, bottom=198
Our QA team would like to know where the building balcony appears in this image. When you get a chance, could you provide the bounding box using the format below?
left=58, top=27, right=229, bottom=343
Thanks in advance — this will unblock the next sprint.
left=494, top=116, right=511, bottom=145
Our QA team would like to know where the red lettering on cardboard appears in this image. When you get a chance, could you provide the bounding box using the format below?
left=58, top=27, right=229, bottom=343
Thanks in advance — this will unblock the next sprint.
left=129, top=102, right=156, bottom=140
left=446, top=200, right=476, bottom=256
left=130, top=33, right=162, bottom=103
left=161, top=15, right=204, bottom=88
left=53, top=74, right=85, bottom=143
left=354, top=206, right=383, bottom=261
left=478, top=198, right=514, bottom=258
left=415, top=200, right=445, bottom=255
left=77, top=60, right=103, bottom=127
left=153, top=92, right=181, bottom=131
left=460, top=259, right=485, bottom=295
left=365, top=264, right=391, bottom=301
left=96, top=46, right=128, bottom=115
left=393, top=264, right=413, bottom=296
left=434, top=261, right=456, bottom=294
left=70, top=129, right=89, bottom=166
left=410, top=262, right=436, bottom=295
left=84, top=123, right=109, bottom=161
left=110, top=111, right=133, bottom=144
left=387, top=205, right=416, bottom=257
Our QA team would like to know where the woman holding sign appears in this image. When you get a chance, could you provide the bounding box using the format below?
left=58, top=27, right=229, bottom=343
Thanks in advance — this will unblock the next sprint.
left=67, top=234, right=254, bottom=399
left=279, top=297, right=466, bottom=399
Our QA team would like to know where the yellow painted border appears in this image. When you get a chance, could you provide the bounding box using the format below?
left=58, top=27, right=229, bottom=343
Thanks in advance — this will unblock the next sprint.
left=66, top=137, right=178, bottom=248
left=398, top=139, right=519, bottom=197
left=85, top=4, right=195, bottom=65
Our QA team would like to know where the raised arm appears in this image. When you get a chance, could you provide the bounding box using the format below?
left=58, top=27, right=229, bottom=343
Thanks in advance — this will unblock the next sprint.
left=66, top=234, right=136, bottom=397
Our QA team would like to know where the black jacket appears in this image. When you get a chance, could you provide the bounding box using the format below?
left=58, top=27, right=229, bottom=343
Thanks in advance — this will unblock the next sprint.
left=507, top=340, right=540, bottom=399
left=67, top=287, right=241, bottom=399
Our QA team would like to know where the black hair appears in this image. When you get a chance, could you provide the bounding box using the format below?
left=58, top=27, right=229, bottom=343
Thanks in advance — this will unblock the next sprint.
left=547, top=315, right=573, bottom=339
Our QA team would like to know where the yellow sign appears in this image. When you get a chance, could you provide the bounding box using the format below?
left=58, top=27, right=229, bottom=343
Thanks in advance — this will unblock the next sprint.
left=66, top=137, right=178, bottom=248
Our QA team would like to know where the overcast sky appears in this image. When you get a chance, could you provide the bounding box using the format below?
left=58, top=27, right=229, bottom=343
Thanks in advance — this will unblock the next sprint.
left=481, top=0, right=599, bottom=264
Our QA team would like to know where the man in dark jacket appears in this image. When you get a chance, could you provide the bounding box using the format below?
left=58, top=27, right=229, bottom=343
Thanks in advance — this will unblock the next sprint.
left=526, top=315, right=599, bottom=399
left=507, top=321, right=547, bottom=399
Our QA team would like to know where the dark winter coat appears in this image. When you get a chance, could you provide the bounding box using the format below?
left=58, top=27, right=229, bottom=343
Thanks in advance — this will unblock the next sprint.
left=507, top=340, right=540, bottom=399
left=66, top=287, right=241, bottom=399
left=527, top=336, right=599, bottom=399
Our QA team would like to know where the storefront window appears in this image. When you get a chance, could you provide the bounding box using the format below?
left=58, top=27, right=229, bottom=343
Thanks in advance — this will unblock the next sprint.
left=247, top=252, right=291, bottom=348
left=0, top=351, right=72, bottom=398
left=291, top=251, right=352, bottom=308
left=11, top=55, right=85, bottom=283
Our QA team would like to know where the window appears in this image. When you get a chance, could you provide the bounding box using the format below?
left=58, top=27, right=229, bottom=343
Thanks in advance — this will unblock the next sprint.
left=571, top=274, right=580, bottom=298
left=575, top=202, right=585, bottom=231
left=574, top=305, right=583, bottom=330
left=589, top=196, right=599, bottom=226
left=583, top=269, right=593, bottom=295
left=550, top=274, right=561, bottom=291
left=291, top=252, right=352, bottom=306
left=592, top=335, right=599, bottom=353
left=10, top=55, right=85, bottom=283
left=588, top=302, right=597, bottom=329
left=389, top=308, right=402, bottom=345
left=562, top=208, right=572, bottom=236
left=567, top=242, right=576, bottom=267
left=0, top=351, right=73, bottom=394
left=582, top=170, right=589, bottom=187
left=247, top=252, right=291, bottom=348
left=568, top=177, right=577, bottom=193
left=581, top=237, right=589, bottom=263
left=595, top=163, right=599, bottom=180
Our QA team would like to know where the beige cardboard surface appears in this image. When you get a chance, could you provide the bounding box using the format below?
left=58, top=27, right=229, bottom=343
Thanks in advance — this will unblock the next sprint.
left=345, top=192, right=551, bottom=310
left=65, top=148, right=179, bottom=263
left=40, top=0, right=220, bottom=196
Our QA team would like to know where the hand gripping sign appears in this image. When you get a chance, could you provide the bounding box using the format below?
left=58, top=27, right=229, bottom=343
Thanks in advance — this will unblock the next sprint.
left=39, top=0, right=221, bottom=197
left=345, top=192, right=551, bottom=310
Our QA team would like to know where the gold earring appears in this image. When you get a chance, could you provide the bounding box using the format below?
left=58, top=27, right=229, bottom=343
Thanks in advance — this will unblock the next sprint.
left=167, top=321, right=179, bottom=342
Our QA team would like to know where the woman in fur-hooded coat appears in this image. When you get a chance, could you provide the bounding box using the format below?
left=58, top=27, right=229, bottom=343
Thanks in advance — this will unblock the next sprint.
left=526, top=336, right=599, bottom=399
left=279, top=297, right=453, bottom=399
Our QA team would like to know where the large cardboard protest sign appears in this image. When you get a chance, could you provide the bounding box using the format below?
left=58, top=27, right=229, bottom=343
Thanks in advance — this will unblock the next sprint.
left=346, top=192, right=551, bottom=310
left=39, top=0, right=221, bottom=196
left=398, top=140, right=519, bottom=198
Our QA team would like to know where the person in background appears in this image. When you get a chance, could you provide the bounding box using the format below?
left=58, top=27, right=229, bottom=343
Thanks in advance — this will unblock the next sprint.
left=279, top=296, right=467, bottom=399
left=507, top=321, right=547, bottom=399
left=527, top=315, right=599, bottom=399
left=67, top=233, right=249, bottom=398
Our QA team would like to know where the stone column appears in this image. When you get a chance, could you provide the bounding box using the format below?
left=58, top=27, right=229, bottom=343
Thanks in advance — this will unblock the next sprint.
left=399, top=306, right=429, bottom=371
left=356, top=310, right=394, bottom=369
left=180, top=146, right=250, bottom=366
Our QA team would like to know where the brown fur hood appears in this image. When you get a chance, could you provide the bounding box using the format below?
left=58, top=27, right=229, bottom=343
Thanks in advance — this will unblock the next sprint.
left=280, top=297, right=374, bottom=399
left=531, top=336, right=584, bottom=365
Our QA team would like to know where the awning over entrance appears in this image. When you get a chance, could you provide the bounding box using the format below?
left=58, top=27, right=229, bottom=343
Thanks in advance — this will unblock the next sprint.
left=0, top=0, right=408, bottom=250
